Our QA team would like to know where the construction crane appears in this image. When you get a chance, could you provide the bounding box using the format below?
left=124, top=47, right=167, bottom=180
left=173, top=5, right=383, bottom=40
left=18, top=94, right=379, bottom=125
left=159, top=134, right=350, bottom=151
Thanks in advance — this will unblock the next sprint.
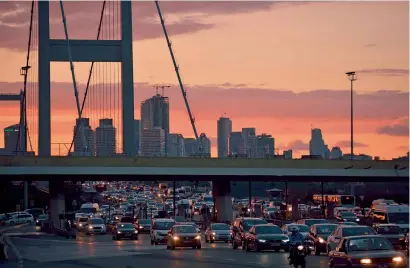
left=154, top=0, right=203, bottom=154
left=153, top=85, right=170, bottom=96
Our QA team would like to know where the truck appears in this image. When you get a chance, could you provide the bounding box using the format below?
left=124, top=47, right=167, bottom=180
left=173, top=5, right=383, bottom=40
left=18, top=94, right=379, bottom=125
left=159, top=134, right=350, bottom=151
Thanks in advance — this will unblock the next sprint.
left=372, top=204, right=409, bottom=233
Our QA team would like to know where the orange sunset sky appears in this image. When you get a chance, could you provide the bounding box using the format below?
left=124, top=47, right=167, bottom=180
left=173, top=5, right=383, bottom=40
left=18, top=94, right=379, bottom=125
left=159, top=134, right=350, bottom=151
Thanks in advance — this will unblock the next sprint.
left=0, top=0, right=409, bottom=159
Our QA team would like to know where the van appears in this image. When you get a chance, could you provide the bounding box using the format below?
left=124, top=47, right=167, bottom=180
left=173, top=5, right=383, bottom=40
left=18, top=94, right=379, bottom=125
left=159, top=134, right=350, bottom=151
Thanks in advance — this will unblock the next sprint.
left=150, top=218, right=176, bottom=245
left=79, top=203, right=99, bottom=217
left=372, top=204, right=409, bottom=233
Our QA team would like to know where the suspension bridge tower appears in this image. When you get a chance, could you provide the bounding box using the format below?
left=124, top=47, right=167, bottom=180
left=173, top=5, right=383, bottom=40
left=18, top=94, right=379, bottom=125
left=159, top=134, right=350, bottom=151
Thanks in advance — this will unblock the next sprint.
left=37, top=0, right=135, bottom=156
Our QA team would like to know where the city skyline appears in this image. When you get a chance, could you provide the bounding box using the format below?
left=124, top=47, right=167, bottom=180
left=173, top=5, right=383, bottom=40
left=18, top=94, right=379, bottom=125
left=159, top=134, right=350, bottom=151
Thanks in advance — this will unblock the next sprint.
left=0, top=1, right=408, bottom=159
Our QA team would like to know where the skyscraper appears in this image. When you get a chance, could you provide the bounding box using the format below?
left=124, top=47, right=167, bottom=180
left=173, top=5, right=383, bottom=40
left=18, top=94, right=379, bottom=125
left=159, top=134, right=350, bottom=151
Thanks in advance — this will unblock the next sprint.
left=330, top=146, right=343, bottom=160
left=229, top=131, right=244, bottom=156
left=309, top=128, right=328, bottom=159
left=168, top=133, right=185, bottom=157
left=140, top=127, right=165, bottom=157
left=255, top=134, right=275, bottom=158
left=184, top=138, right=197, bottom=156
left=184, top=133, right=211, bottom=157
left=73, top=118, right=95, bottom=156
left=283, top=149, right=293, bottom=159
left=4, top=124, right=19, bottom=151
left=242, top=128, right=256, bottom=158
left=95, top=119, right=116, bottom=156
left=134, top=120, right=140, bottom=156
left=140, top=94, right=169, bottom=153
left=217, top=117, right=232, bottom=158
left=199, top=133, right=211, bottom=156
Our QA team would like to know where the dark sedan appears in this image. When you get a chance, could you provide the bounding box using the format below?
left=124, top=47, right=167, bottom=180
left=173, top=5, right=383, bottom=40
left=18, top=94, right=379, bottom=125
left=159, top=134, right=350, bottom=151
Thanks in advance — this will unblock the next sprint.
left=337, top=212, right=360, bottom=223
left=35, top=214, right=48, bottom=226
left=244, top=224, right=290, bottom=252
left=112, top=223, right=139, bottom=240
left=374, top=224, right=406, bottom=250
left=137, top=219, right=152, bottom=233
left=308, top=223, right=338, bottom=255
left=328, top=235, right=407, bottom=268
left=167, top=225, right=201, bottom=250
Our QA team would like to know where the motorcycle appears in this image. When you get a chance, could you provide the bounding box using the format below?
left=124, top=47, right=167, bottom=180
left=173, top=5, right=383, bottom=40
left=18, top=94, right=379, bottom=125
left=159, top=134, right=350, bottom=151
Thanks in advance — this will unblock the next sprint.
left=289, top=241, right=307, bottom=268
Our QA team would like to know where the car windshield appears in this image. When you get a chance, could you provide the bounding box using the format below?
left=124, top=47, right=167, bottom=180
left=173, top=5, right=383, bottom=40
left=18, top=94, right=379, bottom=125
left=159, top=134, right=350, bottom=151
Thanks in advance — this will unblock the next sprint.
left=378, top=226, right=402, bottom=234
left=243, top=219, right=268, bottom=231
left=118, top=223, right=134, bottom=229
left=255, top=225, right=282, bottom=234
left=155, top=221, right=175, bottom=230
left=79, top=208, right=96, bottom=213
left=316, top=225, right=337, bottom=234
left=204, top=196, right=213, bottom=202
left=212, top=224, right=230, bottom=230
left=341, top=222, right=358, bottom=226
left=342, top=227, right=376, bottom=237
left=388, top=213, right=409, bottom=224
left=288, top=225, right=309, bottom=232
left=306, top=219, right=328, bottom=226
left=78, top=218, right=88, bottom=222
left=341, top=212, right=356, bottom=217
left=89, top=219, right=104, bottom=224
left=174, top=226, right=196, bottom=233
left=37, top=215, right=48, bottom=220
left=139, top=219, right=151, bottom=224
left=348, top=237, right=392, bottom=252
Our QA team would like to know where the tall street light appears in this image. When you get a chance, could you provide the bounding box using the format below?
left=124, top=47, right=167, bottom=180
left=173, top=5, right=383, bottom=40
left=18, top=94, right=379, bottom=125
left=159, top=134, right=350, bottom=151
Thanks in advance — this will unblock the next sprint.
left=346, top=71, right=357, bottom=160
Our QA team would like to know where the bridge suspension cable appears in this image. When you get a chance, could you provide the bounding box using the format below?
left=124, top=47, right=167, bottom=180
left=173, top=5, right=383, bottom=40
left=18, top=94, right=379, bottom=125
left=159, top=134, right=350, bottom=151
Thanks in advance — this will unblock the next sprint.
left=155, top=0, right=203, bottom=154
left=67, top=0, right=107, bottom=155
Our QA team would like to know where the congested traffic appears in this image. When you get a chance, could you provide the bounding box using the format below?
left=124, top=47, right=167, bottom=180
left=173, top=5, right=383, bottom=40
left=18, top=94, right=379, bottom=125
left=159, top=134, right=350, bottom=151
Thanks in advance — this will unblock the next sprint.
left=40, top=181, right=409, bottom=268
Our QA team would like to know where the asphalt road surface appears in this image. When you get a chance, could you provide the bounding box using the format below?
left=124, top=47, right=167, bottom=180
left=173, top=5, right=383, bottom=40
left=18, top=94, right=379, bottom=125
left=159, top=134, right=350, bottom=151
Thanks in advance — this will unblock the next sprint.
left=2, top=226, right=332, bottom=268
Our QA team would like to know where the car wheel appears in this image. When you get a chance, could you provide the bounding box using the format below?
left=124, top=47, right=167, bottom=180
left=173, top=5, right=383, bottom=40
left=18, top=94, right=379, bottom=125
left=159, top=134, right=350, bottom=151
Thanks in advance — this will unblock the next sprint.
left=210, top=239, right=214, bottom=243
left=135, top=236, right=139, bottom=240
left=171, top=245, right=175, bottom=250
left=232, top=240, right=238, bottom=250
left=154, top=241, right=158, bottom=245
left=166, top=245, right=170, bottom=250
left=241, top=240, right=246, bottom=251
left=205, top=236, right=209, bottom=243
left=314, top=244, right=320, bottom=256
left=151, top=239, right=154, bottom=245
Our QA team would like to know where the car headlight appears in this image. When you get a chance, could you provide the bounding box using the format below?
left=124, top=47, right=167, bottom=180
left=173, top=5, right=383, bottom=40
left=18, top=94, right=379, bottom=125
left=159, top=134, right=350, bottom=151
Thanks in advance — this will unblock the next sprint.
left=139, top=226, right=143, bottom=229
left=117, top=231, right=121, bottom=234
left=173, top=236, right=179, bottom=240
left=134, top=230, right=138, bottom=234
left=282, top=238, right=289, bottom=242
left=36, top=220, right=39, bottom=223
left=356, top=218, right=360, bottom=222
left=343, top=219, right=347, bottom=221
left=195, top=235, right=201, bottom=240
left=392, top=257, right=403, bottom=263
left=258, top=239, right=266, bottom=243
left=89, top=226, right=93, bottom=229
left=360, top=259, right=371, bottom=264
left=212, top=232, right=216, bottom=235
left=79, top=224, right=83, bottom=227
left=318, top=237, right=325, bottom=243
left=297, top=245, right=304, bottom=251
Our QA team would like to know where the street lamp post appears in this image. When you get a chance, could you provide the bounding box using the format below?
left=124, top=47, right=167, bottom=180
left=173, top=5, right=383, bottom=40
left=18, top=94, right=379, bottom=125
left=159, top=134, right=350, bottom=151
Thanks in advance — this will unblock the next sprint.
left=345, top=71, right=357, bottom=160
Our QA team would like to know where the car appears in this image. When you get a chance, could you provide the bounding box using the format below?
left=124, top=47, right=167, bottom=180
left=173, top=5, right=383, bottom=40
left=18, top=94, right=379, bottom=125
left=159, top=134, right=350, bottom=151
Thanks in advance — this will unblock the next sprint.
left=167, top=225, right=201, bottom=250
left=336, top=211, right=360, bottom=223
left=327, top=225, right=376, bottom=252
left=337, top=222, right=358, bottom=226
left=244, top=224, right=289, bottom=252
left=137, top=219, right=152, bottom=233
left=328, top=235, right=407, bottom=268
left=35, top=214, right=48, bottom=226
left=205, top=223, right=231, bottom=243
left=150, top=218, right=176, bottom=245
left=112, top=222, right=139, bottom=240
left=76, top=217, right=89, bottom=231
left=85, top=218, right=106, bottom=235
left=307, top=223, right=338, bottom=255
left=373, top=224, right=406, bottom=250
left=3, top=213, right=34, bottom=225
left=231, top=217, right=268, bottom=250
left=296, top=218, right=328, bottom=227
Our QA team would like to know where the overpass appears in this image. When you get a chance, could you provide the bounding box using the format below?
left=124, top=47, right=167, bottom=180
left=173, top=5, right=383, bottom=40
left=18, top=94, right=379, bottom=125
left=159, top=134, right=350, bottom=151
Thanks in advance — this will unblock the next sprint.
left=1, top=156, right=408, bottom=225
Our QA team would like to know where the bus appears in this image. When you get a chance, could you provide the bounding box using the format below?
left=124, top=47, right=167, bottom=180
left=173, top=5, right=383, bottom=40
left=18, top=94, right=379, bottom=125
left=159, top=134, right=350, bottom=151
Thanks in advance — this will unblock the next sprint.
left=313, top=194, right=356, bottom=208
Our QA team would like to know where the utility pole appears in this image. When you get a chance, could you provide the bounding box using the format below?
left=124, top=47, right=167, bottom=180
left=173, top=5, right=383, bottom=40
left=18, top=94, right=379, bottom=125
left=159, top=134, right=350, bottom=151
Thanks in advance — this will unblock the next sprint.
left=345, top=71, right=357, bottom=160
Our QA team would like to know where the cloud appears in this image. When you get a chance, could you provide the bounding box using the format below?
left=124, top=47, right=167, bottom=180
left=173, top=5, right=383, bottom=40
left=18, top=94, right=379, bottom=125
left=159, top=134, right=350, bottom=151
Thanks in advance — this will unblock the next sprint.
left=364, top=44, right=377, bottom=48
left=396, top=145, right=409, bottom=152
left=0, top=1, right=278, bottom=51
left=335, top=140, right=368, bottom=148
left=0, top=82, right=408, bottom=122
left=376, top=117, right=409, bottom=136
left=286, top=140, right=309, bottom=151
left=357, top=68, right=409, bottom=77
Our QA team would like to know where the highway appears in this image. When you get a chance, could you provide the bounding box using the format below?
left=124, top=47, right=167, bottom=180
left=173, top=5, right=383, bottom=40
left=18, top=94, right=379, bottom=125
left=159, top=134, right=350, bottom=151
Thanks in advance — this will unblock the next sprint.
left=3, top=226, right=330, bottom=268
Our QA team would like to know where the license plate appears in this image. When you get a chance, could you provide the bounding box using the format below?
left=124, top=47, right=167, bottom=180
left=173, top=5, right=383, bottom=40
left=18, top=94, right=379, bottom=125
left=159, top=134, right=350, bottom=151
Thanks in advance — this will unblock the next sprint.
left=271, top=243, right=280, bottom=247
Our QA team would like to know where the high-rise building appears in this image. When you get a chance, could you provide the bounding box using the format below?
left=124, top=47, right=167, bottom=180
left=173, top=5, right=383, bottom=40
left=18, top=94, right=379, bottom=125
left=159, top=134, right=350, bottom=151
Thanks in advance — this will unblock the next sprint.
left=330, top=146, right=343, bottom=160
left=184, top=138, right=197, bottom=156
left=184, top=133, right=211, bottom=157
left=73, top=118, right=95, bottom=156
left=229, top=131, right=244, bottom=156
left=168, top=133, right=185, bottom=157
left=199, top=133, right=211, bottom=156
left=134, top=120, right=140, bottom=156
left=283, top=149, right=293, bottom=159
left=255, top=134, right=275, bottom=158
left=309, top=128, right=328, bottom=159
left=95, top=119, right=116, bottom=156
left=242, top=128, right=256, bottom=158
left=217, top=117, right=232, bottom=158
left=140, top=94, right=169, bottom=153
left=141, top=127, right=165, bottom=157
left=4, top=124, right=19, bottom=151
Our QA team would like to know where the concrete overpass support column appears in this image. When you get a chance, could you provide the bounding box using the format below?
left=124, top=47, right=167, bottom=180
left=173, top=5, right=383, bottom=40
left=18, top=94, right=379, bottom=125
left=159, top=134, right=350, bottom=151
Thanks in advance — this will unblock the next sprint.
left=212, top=180, right=232, bottom=223
left=49, top=180, right=66, bottom=229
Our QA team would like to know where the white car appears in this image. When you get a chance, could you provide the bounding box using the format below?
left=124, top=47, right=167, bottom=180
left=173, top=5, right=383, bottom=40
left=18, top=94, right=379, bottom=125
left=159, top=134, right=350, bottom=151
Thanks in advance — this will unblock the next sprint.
left=4, top=213, right=34, bottom=225
left=85, top=218, right=106, bottom=235
left=150, top=219, right=175, bottom=245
